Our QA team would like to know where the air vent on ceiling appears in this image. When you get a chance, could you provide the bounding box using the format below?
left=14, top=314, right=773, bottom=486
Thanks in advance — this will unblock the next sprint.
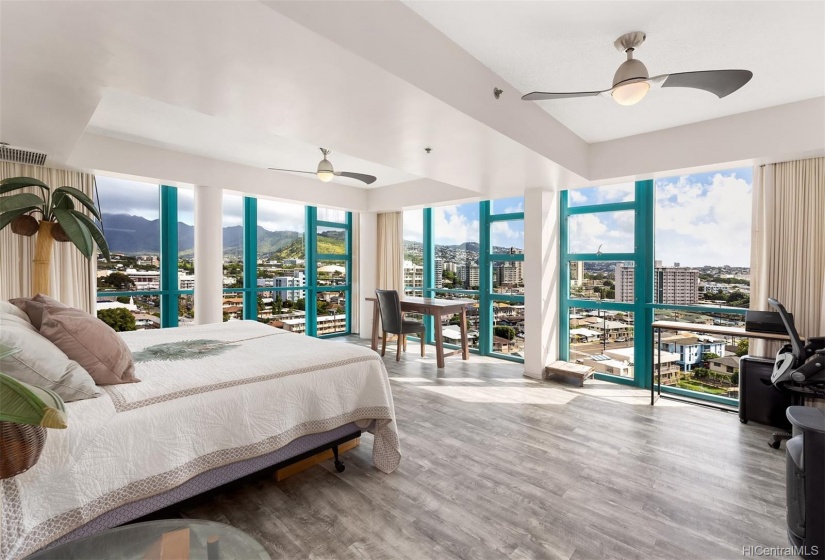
left=0, top=143, right=47, bottom=166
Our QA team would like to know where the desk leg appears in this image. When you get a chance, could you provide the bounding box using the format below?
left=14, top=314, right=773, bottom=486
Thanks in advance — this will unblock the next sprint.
left=460, top=307, right=469, bottom=360
left=434, top=310, right=445, bottom=368
left=657, top=328, right=662, bottom=398
left=371, top=302, right=379, bottom=352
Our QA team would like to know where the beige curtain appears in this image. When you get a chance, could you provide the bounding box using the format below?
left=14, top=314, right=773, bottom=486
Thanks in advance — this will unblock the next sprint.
left=376, top=212, right=403, bottom=293
left=349, top=212, right=360, bottom=333
left=0, top=163, right=96, bottom=312
left=750, top=157, right=825, bottom=357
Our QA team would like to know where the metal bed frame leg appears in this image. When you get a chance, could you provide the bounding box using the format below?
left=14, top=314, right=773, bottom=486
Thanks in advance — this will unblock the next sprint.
left=332, top=445, right=345, bottom=473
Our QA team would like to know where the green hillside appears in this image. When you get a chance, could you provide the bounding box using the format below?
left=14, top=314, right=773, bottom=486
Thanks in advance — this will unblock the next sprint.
left=261, top=232, right=346, bottom=260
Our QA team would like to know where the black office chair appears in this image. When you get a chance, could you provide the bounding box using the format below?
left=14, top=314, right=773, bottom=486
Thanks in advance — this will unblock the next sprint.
left=375, top=289, right=426, bottom=361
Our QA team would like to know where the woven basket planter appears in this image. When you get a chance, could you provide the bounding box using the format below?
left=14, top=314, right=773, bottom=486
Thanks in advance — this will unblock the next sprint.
left=0, top=421, right=47, bottom=479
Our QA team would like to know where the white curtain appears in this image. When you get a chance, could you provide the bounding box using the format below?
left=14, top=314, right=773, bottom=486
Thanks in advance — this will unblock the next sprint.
left=0, top=163, right=96, bottom=312
left=376, top=212, right=403, bottom=293
left=350, top=211, right=360, bottom=333
left=750, top=157, right=825, bottom=357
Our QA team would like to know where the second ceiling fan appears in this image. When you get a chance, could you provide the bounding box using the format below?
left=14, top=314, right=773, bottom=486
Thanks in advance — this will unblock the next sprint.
left=269, top=148, right=377, bottom=185
left=522, top=32, right=753, bottom=106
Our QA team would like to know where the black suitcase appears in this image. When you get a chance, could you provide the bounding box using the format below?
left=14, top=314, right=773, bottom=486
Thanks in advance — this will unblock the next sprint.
left=739, top=355, right=792, bottom=429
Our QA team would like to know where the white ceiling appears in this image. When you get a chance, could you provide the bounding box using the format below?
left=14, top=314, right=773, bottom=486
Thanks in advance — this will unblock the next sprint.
left=404, top=1, right=825, bottom=142
left=87, top=90, right=421, bottom=189
left=0, top=0, right=823, bottom=212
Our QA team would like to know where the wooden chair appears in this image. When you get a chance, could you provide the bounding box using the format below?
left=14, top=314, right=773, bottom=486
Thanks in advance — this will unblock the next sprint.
left=375, top=290, right=426, bottom=361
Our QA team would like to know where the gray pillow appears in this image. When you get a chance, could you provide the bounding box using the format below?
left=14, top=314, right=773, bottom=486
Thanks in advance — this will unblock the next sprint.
left=0, top=311, right=100, bottom=402
left=10, top=294, right=68, bottom=330
left=39, top=307, right=138, bottom=385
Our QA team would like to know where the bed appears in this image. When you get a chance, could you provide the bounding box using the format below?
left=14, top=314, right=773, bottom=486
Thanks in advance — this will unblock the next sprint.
left=0, top=321, right=400, bottom=560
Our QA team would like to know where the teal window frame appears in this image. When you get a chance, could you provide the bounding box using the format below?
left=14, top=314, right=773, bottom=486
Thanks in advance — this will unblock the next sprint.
left=96, top=183, right=352, bottom=338
left=560, top=180, right=746, bottom=407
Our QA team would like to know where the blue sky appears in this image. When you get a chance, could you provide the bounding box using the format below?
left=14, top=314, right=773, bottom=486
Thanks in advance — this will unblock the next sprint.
left=404, top=167, right=752, bottom=266
left=403, top=197, right=526, bottom=249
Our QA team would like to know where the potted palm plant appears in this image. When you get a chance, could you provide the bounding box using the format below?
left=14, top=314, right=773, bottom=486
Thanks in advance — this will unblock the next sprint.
left=0, top=176, right=110, bottom=295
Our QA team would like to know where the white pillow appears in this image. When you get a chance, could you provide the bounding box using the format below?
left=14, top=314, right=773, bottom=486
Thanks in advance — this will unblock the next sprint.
left=0, top=300, right=32, bottom=324
left=0, top=311, right=100, bottom=402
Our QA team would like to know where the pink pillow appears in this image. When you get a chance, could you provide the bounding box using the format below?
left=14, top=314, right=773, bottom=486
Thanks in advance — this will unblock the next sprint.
left=39, top=307, right=139, bottom=386
left=11, top=294, right=68, bottom=330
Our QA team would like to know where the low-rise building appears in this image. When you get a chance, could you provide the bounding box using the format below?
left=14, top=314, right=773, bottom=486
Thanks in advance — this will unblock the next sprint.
left=708, top=355, right=741, bottom=375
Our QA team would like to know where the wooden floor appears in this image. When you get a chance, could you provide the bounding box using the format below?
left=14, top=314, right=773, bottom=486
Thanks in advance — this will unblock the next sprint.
left=179, top=338, right=790, bottom=560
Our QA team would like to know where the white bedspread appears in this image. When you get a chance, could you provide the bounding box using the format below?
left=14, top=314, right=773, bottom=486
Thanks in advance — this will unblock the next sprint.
left=1, top=321, right=399, bottom=560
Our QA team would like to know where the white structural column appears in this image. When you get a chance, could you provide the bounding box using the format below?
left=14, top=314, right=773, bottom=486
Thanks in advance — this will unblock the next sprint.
left=194, top=185, right=224, bottom=325
left=358, top=212, right=378, bottom=339
left=523, top=188, right=561, bottom=379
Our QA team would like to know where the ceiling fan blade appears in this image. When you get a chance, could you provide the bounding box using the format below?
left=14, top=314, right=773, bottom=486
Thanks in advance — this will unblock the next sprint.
left=521, top=89, right=606, bottom=101
left=267, top=168, right=316, bottom=175
left=335, top=171, right=377, bottom=185
left=656, top=70, right=753, bottom=98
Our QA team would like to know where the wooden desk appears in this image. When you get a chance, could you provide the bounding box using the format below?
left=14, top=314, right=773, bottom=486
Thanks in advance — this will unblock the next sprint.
left=366, top=296, right=474, bottom=368
left=651, top=320, right=790, bottom=405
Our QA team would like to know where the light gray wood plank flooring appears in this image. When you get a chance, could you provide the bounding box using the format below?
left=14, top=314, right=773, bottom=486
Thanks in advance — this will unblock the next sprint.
left=180, top=338, right=789, bottom=559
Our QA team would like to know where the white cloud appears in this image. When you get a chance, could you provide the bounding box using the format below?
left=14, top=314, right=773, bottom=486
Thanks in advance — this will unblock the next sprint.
left=433, top=205, right=479, bottom=246
left=654, top=172, right=752, bottom=266
left=257, top=199, right=305, bottom=232
left=403, top=209, right=424, bottom=242
left=491, top=220, right=524, bottom=248
left=568, top=190, right=587, bottom=204
left=568, top=212, right=634, bottom=253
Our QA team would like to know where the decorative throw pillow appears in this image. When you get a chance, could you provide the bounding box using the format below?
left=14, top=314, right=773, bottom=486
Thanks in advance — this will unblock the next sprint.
left=0, top=312, right=100, bottom=402
left=39, top=307, right=138, bottom=385
left=0, top=373, right=68, bottom=429
left=10, top=294, right=69, bottom=330
left=0, top=300, right=32, bottom=324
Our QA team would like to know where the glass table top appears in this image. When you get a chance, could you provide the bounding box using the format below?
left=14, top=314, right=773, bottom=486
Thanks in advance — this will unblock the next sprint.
left=26, top=519, right=270, bottom=560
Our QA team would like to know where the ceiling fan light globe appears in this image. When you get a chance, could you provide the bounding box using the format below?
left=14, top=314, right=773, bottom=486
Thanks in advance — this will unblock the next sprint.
left=612, top=81, right=650, bottom=106
left=316, top=158, right=334, bottom=182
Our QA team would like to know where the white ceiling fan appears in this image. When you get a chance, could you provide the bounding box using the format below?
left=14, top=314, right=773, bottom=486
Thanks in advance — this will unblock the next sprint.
left=522, top=32, right=753, bottom=106
left=268, top=148, right=377, bottom=185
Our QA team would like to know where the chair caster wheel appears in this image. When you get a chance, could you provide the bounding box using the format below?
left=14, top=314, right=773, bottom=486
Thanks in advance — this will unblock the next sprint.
left=740, top=418, right=748, bottom=424
left=769, top=441, right=781, bottom=450
left=334, top=461, right=345, bottom=473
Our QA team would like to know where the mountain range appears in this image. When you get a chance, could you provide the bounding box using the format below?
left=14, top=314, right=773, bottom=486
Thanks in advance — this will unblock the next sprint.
left=101, top=213, right=342, bottom=258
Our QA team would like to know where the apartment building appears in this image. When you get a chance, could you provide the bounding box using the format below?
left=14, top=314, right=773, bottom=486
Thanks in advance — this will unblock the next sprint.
left=615, top=261, right=700, bottom=304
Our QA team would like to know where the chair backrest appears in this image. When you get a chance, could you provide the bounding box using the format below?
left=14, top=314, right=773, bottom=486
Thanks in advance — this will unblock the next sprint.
left=375, top=289, right=403, bottom=333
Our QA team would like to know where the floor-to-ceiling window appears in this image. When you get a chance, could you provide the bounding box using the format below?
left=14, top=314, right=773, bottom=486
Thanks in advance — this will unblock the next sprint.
left=95, top=177, right=352, bottom=337
left=307, top=207, right=352, bottom=337
left=255, top=197, right=306, bottom=330
left=488, top=197, right=525, bottom=360
left=560, top=169, right=753, bottom=405
left=402, top=196, right=526, bottom=363
left=95, top=177, right=164, bottom=330
left=650, top=168, right=753, bottom=404
left=560, top=182, right=642, bottom=384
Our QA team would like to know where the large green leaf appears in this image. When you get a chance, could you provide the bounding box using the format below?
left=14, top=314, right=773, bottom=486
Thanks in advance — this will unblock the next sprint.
left=52, top=186, right=101, bottom=220
left=0, top=176, right=48, bottom=193
left=70, top=210, right=110, bottom=261
left=52, top=191, right=74, bottom=211
left=0, top=192, right=44, bottom=213
left=53, top=208, right=93, bottom=258
left=0, top=206, right=38, bottom=231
